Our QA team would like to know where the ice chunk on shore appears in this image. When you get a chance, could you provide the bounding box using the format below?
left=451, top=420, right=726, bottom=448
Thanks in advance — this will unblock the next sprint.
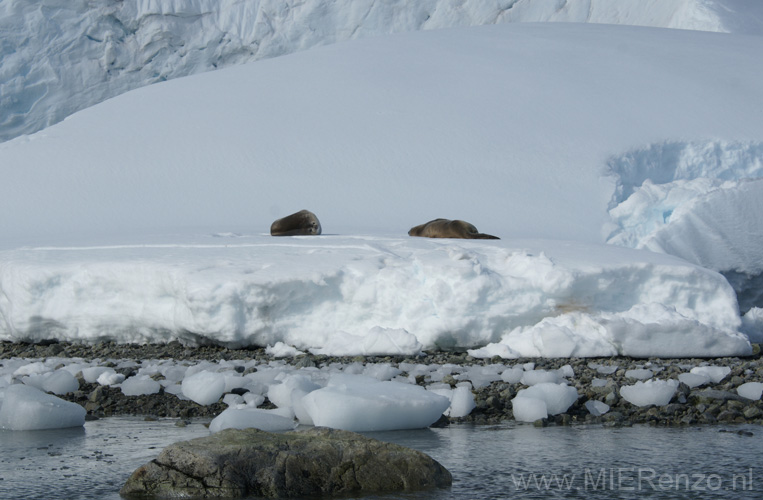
left=513, top=383, right=578, bottom=417
left=120, top=375, right=161, bottom=396
left=23, top=369, right=79, bottom=395
left=620, top=379, right=679, bottom=406
left=0, top=384, right=85, bottom=430
left=301, top=378, right=449, bottom=432
left=690, top=366, right=731, bottom=383
left=737, top=382, right=763, bottom=401
left=181, top=370, right=225, bottom=405
left=500, top=366, right=524, bottom=384
left=447, top=383, right=477, bottom=418
left=625, top=369, right=653, bottom=380
left=267, top=374, right=321, bottom=425
left=82, top=366, right=112, bottom=383
left=678, top=372, right=710, bottom=388
left=512, top=397, right=548, bottom=423
left=520, top=369, right=562, bottom=386
left=96, top=369, right=125, bottom=386
left=585, top=400, right=610, bottom=416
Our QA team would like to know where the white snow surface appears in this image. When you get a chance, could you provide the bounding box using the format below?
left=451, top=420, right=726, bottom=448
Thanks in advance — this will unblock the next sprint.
left=2, top=21, right=763, bottom=357
left=3, top=0, right=762, bottom=143
left=0, top=236, right=751, bottom=357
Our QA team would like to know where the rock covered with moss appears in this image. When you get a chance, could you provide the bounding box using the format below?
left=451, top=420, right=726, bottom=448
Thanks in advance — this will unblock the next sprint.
left=120, top=427, right=451, bottom=498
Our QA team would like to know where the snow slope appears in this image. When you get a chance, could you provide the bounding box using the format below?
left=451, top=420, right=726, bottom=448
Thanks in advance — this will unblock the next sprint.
left=1, top=22, right=762, bottom=356
left=2, top=0, right=762, bottom=143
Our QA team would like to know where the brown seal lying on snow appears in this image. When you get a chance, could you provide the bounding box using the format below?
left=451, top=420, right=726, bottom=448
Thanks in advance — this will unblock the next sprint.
left=270, top=210, right=322, bottom=236
left=408, top=218, right=499, bottom=240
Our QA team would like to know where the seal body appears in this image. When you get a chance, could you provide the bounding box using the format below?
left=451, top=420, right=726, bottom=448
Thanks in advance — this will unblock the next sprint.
left=270, top=210, right=322, bottom=236
left=408, top=218, right=499, bottom=240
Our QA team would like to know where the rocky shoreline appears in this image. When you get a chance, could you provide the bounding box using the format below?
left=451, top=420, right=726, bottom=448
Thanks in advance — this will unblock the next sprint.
left=2, top=340, right=762, bottom=428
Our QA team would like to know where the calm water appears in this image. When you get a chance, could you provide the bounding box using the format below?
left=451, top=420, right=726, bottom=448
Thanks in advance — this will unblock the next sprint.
left=1, top=419, right=761, bottom=499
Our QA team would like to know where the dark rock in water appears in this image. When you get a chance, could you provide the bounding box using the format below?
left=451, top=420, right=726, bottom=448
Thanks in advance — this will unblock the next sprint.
left=120, top=427, right=451, bottom=499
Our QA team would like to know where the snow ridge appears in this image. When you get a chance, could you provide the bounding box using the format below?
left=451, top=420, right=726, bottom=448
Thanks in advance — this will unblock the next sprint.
left=0, top=0, right=756, bottom=143
left=0, top=237, right=750, bottom=358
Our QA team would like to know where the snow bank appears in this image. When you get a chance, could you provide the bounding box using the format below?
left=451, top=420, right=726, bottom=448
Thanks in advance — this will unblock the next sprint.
left=0, top=384, right=86, bottom=430
left=3, top=0, right=759, bottom=143
left=0, top=237, right=750, bottom=357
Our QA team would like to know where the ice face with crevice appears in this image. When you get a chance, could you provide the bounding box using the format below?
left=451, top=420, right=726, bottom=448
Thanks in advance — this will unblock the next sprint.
left=605, top=140, right=763, bottom=312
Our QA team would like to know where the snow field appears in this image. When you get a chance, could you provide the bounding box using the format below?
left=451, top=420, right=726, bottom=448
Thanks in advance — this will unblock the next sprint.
left=0, top=355, right=745, bottom=430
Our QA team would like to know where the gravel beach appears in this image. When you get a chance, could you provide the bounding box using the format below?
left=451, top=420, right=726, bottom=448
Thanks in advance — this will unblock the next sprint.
left=2, top=340, right=761, bottom=427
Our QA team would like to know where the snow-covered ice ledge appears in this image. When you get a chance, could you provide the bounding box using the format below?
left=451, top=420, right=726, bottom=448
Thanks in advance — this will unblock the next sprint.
left=0, top=235, right=751, bottom=358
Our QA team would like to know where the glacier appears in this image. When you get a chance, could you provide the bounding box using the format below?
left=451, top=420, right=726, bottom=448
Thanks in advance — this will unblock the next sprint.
left=2, top=0, right=763, bottom=143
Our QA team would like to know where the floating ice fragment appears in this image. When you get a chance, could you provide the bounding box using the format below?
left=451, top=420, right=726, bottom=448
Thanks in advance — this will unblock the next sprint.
left=209, top=407, right=297, bottom=433
left=0, top=384, right=86, bottom=430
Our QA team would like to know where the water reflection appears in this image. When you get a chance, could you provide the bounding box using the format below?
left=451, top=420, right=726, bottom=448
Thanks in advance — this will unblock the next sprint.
left=0, top=419, right=760, bottom=499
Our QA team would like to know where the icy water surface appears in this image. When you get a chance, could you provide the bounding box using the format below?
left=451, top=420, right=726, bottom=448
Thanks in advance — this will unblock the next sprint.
left=1, top=419, right=761, bottom=499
